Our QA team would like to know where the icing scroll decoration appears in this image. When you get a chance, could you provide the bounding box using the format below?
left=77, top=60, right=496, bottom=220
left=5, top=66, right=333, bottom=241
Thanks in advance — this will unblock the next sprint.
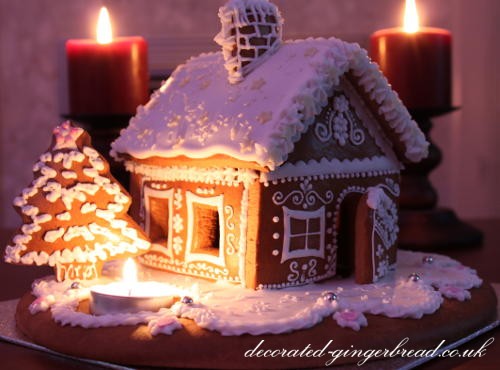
left=224, top=205, right=236, bottom=255
left=314, top=94, right=365, bottom=146
left=380, top=178, right=401, bottom=197
left=187, top=261, right=230, bottom=277
left=366, top=187, right=399, bottom=281
left=287, top=259, right=318, bottom=283
left=272, top=179, right=333, bottom=209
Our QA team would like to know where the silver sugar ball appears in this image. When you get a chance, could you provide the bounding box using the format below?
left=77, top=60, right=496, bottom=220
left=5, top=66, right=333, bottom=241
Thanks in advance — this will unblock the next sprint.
left=422, top=256, right=434, bottom=265
left=408, top=273, right=421, bottom=282
left=322, top=292, right=338, bottom=302
left=70, top=282, right=80, bottom=289
left=181, top=296, right=194, bottom=305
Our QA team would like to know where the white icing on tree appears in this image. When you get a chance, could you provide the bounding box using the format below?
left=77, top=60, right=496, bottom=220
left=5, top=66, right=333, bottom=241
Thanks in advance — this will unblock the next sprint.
left=4, top=121, right=151, bottom=281
left=214, top=0, right=283, bottom=84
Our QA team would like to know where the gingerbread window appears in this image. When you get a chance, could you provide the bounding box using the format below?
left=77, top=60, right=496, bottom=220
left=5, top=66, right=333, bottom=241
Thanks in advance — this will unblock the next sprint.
left=192, top=204, right=220, bottom=256
left=281, top=206, right=325, bottom=263
left=185, top=192, right=226, bottom=267
left=143, top=185, right=174, bottom=256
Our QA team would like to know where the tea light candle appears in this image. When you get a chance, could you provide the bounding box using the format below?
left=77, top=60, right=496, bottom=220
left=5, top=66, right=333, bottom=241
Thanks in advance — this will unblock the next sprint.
left=90, top=259, right=178, bottom=315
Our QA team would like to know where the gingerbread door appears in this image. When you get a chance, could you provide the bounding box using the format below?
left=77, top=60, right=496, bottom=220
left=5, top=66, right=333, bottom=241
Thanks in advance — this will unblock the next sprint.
left=354, top=187, right=398, bottom=284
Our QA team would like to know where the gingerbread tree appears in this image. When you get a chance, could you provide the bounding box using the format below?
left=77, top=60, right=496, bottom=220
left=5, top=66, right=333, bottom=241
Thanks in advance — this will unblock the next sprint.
left=4, top=121, right=150, bottom=281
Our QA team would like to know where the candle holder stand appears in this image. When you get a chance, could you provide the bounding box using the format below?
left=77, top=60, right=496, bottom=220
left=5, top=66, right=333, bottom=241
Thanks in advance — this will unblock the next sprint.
left=61, top=114, right=131, bottom=190
left=398, top=107, right=483, bottom=251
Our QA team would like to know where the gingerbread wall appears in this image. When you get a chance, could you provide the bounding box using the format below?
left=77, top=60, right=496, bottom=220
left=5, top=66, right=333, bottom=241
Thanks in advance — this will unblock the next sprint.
left=253, top=174, right=400, bottom=289
left=129, top=171, right=251, bottom=285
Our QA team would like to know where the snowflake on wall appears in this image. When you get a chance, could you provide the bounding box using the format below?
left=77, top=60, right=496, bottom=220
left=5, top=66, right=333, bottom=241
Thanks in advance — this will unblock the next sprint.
left=314, top=94, right=365, bottom=147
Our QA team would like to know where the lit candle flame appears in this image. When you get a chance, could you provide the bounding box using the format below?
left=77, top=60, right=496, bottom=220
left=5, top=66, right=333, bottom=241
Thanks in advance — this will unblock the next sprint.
left=123, top=258, right=138, bottom=286
left=403, top=0, right=420, bottom=33
left=96, top=6, right=113, bottom=44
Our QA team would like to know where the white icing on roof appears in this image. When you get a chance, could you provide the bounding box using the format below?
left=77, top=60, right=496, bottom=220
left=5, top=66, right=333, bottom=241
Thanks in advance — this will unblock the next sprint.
left=112, top=37, right=428, bottom=170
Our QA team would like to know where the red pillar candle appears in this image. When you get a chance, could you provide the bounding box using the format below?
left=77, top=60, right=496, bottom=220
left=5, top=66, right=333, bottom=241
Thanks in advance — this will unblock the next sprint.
left=65, top=7, right=149, bottom=116
left=370, top=0, right=451, bottom=111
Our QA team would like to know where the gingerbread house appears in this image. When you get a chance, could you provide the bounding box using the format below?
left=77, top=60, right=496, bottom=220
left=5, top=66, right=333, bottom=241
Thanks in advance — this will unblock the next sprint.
left=111, top=0, right=428, bottom=289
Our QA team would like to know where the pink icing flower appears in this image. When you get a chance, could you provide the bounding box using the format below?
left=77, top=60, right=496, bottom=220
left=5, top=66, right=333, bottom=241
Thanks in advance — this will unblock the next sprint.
left=339, top=309, right=360, bottom=321
left=156, top=315, right=177, bottom=328
left=333, top=309, right=368, bottom=331
left=149, top=315, right=182, bottom=336
left=29, top=295, right=55, bottom=314
left=439, top=285, right=471, bottom=301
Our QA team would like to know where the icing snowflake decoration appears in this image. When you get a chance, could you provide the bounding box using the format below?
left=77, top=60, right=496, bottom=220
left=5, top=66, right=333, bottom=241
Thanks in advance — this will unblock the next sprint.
left=53, top=121, right=84, bottom=150
left=215, top=0, right=283, bottom=83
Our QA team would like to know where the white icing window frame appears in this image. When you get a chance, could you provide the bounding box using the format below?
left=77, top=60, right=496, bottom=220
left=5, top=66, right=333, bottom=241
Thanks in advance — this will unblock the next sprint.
left=143, top=185, right=174, bottom=259
left=185, top=191, right=226, bottom=267
left=281, top=206, right=326, bottom=263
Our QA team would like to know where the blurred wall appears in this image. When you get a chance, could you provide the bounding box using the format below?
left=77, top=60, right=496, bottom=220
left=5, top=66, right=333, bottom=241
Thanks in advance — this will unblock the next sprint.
left=0, top=0, right=498, bottom=227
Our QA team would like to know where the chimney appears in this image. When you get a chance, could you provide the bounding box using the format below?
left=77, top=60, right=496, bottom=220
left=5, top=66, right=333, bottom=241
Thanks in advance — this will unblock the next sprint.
left=215, top=0, right=283, bottom=84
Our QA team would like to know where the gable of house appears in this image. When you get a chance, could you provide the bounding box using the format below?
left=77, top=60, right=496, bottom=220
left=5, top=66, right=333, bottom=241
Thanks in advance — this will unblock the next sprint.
left=284, top=75, right=401, bottom=171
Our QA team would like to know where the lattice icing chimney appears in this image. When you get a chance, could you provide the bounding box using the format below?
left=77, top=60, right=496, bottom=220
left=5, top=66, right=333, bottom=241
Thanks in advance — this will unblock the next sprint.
left=215, top=0, right=283, bottom=84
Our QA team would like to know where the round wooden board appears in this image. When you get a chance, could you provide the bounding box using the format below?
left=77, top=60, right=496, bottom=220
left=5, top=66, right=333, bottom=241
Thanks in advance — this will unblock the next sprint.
left=16, top=284, right=497, bottom=369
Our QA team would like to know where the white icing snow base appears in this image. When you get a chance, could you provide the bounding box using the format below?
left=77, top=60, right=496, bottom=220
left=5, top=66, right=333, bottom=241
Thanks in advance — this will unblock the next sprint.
left=29, top=251, right=481, bottom=336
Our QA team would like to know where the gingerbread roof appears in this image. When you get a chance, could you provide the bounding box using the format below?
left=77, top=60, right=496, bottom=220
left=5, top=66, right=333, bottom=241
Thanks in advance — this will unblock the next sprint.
left=111, top=37, right=428, bottom=171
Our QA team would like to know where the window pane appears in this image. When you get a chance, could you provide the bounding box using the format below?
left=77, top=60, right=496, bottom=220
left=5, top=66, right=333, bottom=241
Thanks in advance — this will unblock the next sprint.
left=308, top=217, right=321, bottom=233
left=290, top=218, right=307, bottom=235
left=289, top=236, right=306, bottom=251
left=307, top=234, right=321, bottom=250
